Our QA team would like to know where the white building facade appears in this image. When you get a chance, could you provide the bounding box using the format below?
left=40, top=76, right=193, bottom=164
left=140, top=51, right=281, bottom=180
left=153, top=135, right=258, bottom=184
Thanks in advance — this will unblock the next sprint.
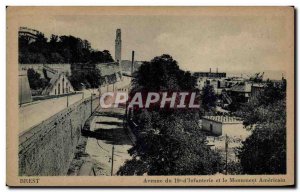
left=42, top=73, right=74, bottom=96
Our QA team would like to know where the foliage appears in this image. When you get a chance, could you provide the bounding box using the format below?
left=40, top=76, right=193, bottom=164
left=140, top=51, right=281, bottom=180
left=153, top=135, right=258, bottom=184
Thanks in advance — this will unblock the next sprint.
left=236, top=80, right=286, bottom=127
left=236, top=80, right=287, bottom=174
left=118, top=55, right=221, bottom=175
left=132, top=54, right=197, bottom=92
left=227, top=96, right=241, bottom=112
left=201, top=85, right=217, bottom=112
left=27, top=68, right=49, bottom=90
left=20, top=29, right=113, bottom=91
left=238, top=117, right=286, bottom=174
left=69, top=67, right=102, bottom=90
left=19, top=31, right=114, bottom=64
left=118, top=110, right=221, bottom=175
left=226, top=161, right=243, bottom=175
left=257, top=79, right=286, bottom=106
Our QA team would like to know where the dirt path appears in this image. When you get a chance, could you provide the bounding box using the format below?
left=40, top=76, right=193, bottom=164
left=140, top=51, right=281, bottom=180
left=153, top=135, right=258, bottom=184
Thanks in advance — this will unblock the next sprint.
left=69, top=107, right=133, bottom=176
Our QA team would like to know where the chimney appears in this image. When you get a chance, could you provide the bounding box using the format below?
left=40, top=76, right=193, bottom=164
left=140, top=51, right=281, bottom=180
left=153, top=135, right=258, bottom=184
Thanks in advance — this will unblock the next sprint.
left=209, top=68, right=211, bottom=73
left=216, top=68, right=218, bottom=73
left=131, top=51, right=135, bottom=75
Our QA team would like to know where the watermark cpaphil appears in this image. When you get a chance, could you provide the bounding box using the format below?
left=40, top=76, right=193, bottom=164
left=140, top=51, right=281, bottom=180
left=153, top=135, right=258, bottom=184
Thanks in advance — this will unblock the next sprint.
left=100, top=91, right=200, bottom=109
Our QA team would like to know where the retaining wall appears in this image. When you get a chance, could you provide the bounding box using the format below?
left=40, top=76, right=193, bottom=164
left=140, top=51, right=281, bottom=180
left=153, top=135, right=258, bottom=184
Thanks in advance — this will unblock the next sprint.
left=18, top=96, right=99, bottom=176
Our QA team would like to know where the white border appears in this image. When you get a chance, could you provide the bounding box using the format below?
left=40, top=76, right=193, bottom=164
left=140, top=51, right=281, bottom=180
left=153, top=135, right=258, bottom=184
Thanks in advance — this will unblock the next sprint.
left=1, top=0, right=299, bottom=191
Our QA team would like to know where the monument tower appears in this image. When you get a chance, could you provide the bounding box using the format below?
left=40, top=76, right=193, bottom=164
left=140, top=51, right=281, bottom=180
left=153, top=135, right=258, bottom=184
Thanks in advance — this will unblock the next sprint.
left=115, top=29, right=122, bottom=63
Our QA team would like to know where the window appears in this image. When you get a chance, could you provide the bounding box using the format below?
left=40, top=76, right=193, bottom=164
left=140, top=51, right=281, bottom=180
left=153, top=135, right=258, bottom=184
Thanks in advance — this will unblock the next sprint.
left=58, top=83, right=60, bottom=94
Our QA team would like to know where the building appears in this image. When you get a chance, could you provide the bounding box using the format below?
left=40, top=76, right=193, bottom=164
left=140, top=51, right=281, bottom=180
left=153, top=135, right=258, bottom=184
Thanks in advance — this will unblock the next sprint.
left=194, top=69, right=227, bottom=94
left=202, top=116, right=251, bottom=164
left=42, top=72, right=74, bottom=96
left=121, top=60, right=142, bottom=74
left=96, top=62, right=122, bottom=84
left=223, top=77, right=245, bottom=88
left=228, top=82, right=252, bottom=103
left=201, top=116, right=250, bottom=140
left=19, top=70, right=32, bottom=105
left=194, top=71, right=226, bottom=79
left=205, top=78, right=228, bottom=95
left=19, top=63, right=72, bottom=79
left=19, top=27, right=40, bottom=44
left=115, top=29, right=122, bottom=63
left=251, top=84, right=266, bottom=99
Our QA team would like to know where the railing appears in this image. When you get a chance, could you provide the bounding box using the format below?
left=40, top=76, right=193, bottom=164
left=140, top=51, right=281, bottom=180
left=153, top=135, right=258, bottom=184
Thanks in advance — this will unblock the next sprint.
left=20, top=92, right=101, bottom=131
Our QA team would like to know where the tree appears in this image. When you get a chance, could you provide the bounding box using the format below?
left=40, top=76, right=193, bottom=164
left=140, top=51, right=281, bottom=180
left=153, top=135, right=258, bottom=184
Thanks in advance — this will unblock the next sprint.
left=238, top=118, right=286, bottom=174
left=68, top=71, right=85, bottom=90
left=201, top=85, right=217, bottom=112
left=50, top=34, right=58, bottom=44
left=27, top=68, right=49, bottom=90
left=19, top=29, right=115, bottom=64
left=83, top=39, right=91, bottom=50
left=85, top=68, right=102, bottom=88
left=132, top=54, right=197, bottom=92
left=257, top=80, right=286, bottom=106
left=103, top=50, right=114, bottom=62
left=118, top=110, right=221, bottom=175
left=118, top=55, right=221, bottom=175
left=69, top=67, right=102, bottom=90
left=236, top=80, right=286, bottom=127
left=236, top=80, right=287, bottom=174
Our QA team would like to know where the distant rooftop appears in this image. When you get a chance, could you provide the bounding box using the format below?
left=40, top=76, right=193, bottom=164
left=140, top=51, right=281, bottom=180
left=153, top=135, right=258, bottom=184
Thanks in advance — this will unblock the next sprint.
left=251, top=83, right=266, bottom=88
left=194, top=71, right=226, bottom=78
left=230, top=82, right=252, bottom=93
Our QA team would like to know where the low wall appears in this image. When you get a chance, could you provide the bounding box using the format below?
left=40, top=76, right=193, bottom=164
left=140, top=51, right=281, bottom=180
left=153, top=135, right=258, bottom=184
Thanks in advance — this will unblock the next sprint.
left=18, top=96, right=100, bottom=176
left=19, top=63, right=71, bottom=78
left=19, top=93, right=84, bottom=133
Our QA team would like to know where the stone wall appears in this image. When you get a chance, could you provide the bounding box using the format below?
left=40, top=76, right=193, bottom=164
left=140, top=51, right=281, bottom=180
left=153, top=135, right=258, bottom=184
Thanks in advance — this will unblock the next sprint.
left=19, top=71, right=32, bottom=105
left=95, top=62, right=120, bottom=76
left=18, top=96, right=100, bottom=176
left=19, top=63, right=71, bottom=78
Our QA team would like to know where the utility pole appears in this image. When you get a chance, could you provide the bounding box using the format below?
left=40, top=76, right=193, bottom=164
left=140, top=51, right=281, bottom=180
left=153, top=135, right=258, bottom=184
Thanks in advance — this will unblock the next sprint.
left=111, top=145, right=115, bottom=176
left=67, top=94, right=69, bottom=107
left=131, top=51, right=135, bottom=75
left=90, top=94, right=93, bottom=115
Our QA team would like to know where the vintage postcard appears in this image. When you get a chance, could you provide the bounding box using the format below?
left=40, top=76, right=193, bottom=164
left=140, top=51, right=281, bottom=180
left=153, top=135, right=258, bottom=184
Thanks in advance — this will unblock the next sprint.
left=6, top=6, right=295, bottom=187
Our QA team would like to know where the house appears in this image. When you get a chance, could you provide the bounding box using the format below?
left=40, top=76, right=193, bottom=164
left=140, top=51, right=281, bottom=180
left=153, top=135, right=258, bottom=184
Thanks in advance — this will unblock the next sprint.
left=201, top=116, right=250, bottom=140
left=42, top=72, right=74, bottom=96
left=194, top=69, right=227, bottom=94
left=229, top=82, right=252, bottom=103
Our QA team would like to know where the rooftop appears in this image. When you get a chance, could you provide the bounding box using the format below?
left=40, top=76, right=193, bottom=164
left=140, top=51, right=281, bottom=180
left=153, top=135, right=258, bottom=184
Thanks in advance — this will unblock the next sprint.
left=230, top=82, right=252, bottom=93
left=202, top=116, right=243, bottom=124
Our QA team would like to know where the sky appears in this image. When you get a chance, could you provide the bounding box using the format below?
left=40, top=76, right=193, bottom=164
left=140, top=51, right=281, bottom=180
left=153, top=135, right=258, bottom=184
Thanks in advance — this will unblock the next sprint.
left=18, top=9, right=293, bottom=79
